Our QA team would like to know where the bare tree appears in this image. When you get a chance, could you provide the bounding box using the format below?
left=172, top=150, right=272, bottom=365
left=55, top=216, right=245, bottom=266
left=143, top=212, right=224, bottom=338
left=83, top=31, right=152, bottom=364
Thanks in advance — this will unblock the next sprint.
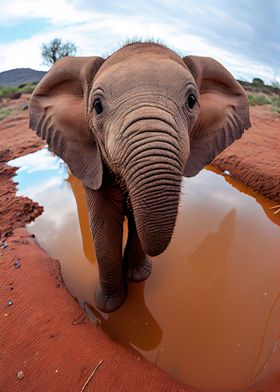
left=41, top=38, right=77, bottom=66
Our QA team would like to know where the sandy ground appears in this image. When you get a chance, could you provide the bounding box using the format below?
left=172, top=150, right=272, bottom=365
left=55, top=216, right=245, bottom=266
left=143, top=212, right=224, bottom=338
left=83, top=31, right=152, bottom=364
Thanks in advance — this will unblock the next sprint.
left=0, top=96, right=280, bottom=391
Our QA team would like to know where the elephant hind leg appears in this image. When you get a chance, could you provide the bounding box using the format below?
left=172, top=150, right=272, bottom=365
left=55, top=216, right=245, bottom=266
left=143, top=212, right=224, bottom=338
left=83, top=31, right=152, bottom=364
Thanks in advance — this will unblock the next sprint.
left=126, top=257, right=152, bottom=283
left=124, top=214, right=152, bottom=282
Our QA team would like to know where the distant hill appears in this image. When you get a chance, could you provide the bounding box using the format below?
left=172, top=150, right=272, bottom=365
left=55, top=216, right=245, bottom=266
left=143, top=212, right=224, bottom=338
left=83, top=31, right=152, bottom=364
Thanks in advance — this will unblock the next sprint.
left=0, top=68, right=47, bottom=87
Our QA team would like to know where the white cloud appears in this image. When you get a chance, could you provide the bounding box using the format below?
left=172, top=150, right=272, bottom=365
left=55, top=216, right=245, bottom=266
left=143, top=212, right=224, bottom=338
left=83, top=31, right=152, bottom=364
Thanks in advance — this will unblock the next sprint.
left=0, top=0, right=279, bottom=83
left=0, top=0, right=91, bottom=25
left=18, top=176, right=66, bottom=199
left=0, top=35, right=50, bottom=71
left=8, top=148, right=65, bottom=173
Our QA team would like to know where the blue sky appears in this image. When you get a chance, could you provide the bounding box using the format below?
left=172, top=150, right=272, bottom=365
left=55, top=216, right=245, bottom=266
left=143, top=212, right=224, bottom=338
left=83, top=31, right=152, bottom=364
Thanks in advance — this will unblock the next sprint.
left=0, top=0, right=279, bottom=83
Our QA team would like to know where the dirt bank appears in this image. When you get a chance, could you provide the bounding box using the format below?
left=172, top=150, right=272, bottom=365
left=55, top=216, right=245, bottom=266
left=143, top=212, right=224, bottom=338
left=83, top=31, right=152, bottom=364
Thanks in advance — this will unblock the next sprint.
left=0, top=114, right=44, bottom=238
left=213, top=105, right=280, bottom=202
left=1, top=228, right=194, bottom=392
left=0, top=98, right=280, bottom=391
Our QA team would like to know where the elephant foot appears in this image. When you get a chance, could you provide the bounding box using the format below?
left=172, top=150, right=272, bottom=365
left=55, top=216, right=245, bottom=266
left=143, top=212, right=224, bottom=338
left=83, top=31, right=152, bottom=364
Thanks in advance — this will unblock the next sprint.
left=95, top=286, right=127, bottom=313
left=126, top=257, right=152, bottom=282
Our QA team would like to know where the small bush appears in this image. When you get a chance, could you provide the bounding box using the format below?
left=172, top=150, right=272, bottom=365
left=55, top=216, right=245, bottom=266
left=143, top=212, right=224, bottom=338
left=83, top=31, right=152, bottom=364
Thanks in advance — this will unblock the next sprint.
left=0, top=108, right=13, bottom=120
left=248, top=95, right=271, bottom=106
left=0, top=86, right=17, bottom=97
left=18, top=83, right=37, bottom=94
left=252, top=77, right=265, bottom=86
left=271, top=97, right=280, bottom=113
left=0, top=82, right=37, bottom=98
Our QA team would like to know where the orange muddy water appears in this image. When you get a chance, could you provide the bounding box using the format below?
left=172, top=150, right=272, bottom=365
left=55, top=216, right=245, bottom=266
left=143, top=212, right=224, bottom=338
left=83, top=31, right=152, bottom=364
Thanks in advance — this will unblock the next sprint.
left=9, top=148, right=280, bottom=391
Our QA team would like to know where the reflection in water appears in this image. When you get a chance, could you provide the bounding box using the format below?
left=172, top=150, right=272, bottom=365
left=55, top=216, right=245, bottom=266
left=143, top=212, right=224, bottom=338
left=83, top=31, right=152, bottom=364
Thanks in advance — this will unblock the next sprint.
left=189, top=209, right=236, bottom=291
left=86, top=282, right=162, bottom=352
left=67, top=175, right=96, bottom=263
left=8, top=149, right=280, bottom=391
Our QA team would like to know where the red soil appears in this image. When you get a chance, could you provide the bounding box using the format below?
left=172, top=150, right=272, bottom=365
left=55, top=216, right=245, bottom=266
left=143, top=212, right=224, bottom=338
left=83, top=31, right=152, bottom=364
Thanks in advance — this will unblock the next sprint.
left=0, top=98, right=280, bottom=391
left=213, top=105, right=280, bottom=202
left=0, top=114, right=44, bottom=238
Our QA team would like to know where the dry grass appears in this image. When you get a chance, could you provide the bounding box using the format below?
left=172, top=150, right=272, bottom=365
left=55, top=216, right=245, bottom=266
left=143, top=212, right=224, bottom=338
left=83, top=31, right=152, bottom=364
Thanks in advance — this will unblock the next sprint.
left=0, top=108, right=14, bottom=120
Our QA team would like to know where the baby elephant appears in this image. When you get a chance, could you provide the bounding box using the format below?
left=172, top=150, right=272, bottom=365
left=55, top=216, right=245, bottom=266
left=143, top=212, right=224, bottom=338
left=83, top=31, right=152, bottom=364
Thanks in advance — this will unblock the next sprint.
left=29, top=42, right=250, bottom=312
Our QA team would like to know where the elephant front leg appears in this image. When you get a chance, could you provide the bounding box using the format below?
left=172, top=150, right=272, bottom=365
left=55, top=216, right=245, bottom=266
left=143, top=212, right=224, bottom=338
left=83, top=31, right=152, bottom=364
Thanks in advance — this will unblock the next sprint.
left=124, top=214, right=152, bottom=282
left=85, top=184, right=126, bottom=313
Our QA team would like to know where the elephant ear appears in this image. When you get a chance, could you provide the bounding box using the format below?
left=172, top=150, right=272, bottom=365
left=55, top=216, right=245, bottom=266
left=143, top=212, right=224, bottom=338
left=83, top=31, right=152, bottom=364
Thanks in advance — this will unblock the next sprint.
left=183, top=55, right=251, bottom=177
left=29, top=55, right=105, bottom=189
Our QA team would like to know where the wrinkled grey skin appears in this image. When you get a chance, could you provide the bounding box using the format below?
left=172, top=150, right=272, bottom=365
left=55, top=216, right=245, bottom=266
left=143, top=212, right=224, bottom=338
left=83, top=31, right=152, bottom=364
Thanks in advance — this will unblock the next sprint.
left=29, top=42, right=251, bottom=312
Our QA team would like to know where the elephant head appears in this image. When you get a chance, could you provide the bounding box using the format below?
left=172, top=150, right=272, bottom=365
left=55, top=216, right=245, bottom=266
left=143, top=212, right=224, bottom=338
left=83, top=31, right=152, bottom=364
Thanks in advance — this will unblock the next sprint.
left=29, top=42, right=250, bottom=258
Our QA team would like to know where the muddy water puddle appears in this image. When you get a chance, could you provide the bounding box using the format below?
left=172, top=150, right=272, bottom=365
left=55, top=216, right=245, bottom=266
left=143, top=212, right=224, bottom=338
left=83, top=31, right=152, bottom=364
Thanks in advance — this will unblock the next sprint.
left=9, top=148, right=280, bottom=391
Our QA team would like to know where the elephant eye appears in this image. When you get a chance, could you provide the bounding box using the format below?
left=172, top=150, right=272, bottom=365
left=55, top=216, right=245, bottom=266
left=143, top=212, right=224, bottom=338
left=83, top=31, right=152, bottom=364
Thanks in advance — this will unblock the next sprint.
left=93, top=98, right=103, bottom=115
left=186, top=94, right=197, bottom=109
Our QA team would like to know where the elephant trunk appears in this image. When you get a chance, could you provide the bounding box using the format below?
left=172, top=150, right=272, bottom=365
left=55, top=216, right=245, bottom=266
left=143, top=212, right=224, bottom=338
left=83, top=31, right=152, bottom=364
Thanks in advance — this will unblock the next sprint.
left=120, top=115, right=184, bottom=256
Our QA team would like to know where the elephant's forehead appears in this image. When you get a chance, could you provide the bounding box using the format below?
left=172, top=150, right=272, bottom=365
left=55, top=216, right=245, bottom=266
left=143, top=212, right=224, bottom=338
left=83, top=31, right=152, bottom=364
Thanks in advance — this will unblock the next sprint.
left=94, top=54, right=194, bottom=98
